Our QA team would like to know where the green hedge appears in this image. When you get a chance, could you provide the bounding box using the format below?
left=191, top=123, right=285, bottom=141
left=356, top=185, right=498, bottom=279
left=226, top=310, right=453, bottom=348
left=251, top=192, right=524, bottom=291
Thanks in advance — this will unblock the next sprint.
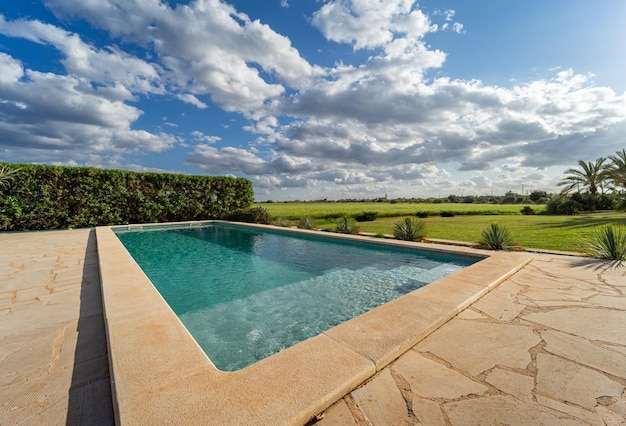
left=0, top=163, right=253, bottom=231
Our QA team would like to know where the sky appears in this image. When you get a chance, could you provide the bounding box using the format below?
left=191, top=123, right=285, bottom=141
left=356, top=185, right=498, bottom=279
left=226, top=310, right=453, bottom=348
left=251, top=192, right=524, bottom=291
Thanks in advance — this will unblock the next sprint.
left=1, top=0, right=625, bottom=201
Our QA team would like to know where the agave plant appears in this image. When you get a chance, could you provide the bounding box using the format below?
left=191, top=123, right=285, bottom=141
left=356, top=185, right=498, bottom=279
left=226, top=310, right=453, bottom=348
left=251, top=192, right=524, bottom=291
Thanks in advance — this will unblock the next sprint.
left=393, top=217, right=426, bottom=241
left=274, top=217, right=290, bottom=227
left=298, top=215, right=315, bottom=230
left=586, top=224, right=626, bottom=260
left=335, top=216, right=360, bottom=234
left=478, top=223, right=516, bottom=251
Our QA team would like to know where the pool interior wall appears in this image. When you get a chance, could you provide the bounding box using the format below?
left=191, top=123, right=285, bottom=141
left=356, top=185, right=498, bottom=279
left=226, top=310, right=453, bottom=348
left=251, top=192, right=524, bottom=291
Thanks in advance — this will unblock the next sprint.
left=97, top=221, right=533, bottom=425
left=114, top=222, right=479, bottom=371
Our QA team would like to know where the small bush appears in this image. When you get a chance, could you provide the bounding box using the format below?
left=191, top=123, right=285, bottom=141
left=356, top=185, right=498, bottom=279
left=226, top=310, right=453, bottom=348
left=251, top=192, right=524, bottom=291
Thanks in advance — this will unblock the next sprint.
left=520, top=206, right=536, bottom=215
left=374, top=233, right=385, bottom=238
left=546, top=198, right=582, bottom=215
left=224, top=207, right=272, bottom=224
left=393, top=218, right=426, bottom=241
left=354, top=211, right=378, bottom=222
left=274, top=217, right=290, bottom=227
left=415, top=211, right=429, bottom=218
left=440, top=211, right=455, bottom=217
left=586, top=224, right=626, bottom=260
left=298, top=215, right=315, bottom=230
left=478, top=223, right=516, bottom=251
left=335, top=216, right=360, bottom=234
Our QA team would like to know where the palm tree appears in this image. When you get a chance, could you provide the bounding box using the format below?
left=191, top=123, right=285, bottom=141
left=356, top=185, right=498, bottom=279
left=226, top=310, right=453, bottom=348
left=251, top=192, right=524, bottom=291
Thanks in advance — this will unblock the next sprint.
left=608, top=149, right=626, bottom=192
left=557, top=158, right=611, bottom=211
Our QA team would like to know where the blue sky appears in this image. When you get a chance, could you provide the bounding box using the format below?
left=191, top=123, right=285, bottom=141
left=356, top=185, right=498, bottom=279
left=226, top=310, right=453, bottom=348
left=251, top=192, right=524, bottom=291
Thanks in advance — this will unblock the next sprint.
left=1, top=0, right=625, bottom=201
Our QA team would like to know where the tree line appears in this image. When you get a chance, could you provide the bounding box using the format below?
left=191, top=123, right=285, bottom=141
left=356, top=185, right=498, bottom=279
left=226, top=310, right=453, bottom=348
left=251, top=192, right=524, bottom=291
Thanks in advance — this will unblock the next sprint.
left=558, top=149, right=626, bottom=211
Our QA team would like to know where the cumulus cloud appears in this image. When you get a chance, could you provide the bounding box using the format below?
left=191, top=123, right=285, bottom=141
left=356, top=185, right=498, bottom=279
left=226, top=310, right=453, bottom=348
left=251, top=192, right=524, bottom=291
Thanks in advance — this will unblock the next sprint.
left=191, top=131, right=221, bottom=143
left=1, top=0, right=625, bottom=199
left=44, top=0, right=320, bottom=115
left=312, top=0, right=435, bottom=50
left=0, top=51, right=175, bottom=159
left=177, top=94, right=208, bottom=109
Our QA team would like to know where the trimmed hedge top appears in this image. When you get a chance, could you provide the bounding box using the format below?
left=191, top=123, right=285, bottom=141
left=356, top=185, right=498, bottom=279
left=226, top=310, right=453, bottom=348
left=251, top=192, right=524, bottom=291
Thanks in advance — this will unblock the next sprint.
left=0, top=163, right=253, bottom=231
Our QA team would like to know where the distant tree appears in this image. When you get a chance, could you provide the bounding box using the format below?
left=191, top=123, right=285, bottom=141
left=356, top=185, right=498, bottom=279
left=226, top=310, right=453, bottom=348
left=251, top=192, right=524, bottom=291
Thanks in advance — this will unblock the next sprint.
left=557, top=158, right=611, bottom=211
left=529, top=190, right=547, bottom=202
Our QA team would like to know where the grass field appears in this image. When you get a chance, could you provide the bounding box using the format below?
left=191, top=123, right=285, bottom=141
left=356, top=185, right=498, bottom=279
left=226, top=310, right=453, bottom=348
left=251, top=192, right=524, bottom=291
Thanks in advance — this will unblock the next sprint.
left=255, top=202, right=542, bottom=219
left=254, top=202, right=626, bottom=252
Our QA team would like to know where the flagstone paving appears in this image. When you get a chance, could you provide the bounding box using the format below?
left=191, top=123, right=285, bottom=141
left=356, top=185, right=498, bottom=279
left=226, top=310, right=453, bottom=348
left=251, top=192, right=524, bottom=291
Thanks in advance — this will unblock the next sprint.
left=0, top=229, right=113, bottom=425
left=1, top=229, right=625, bottom=425
left=317, top=255, right=626, bottom=425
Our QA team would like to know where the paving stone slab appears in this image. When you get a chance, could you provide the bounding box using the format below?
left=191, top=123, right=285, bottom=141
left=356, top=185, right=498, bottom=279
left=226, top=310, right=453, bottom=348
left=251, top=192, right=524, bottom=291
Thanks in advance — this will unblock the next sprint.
left=316, top=399, right=358, bottom=425
left=352, top=369, right=408, bottom=426
left=392, top=351, right=487, bottom=400
left=523, top=308, right=626, bottom=346
left=412, top=397, right=447, bottom=425
left=443, top=395, right=586, bottom=425
left=536, top=353, right=624, bottom=410
left=541, top=329, right=626, bottom=380
left=472, top=288, right=525, bottom=321
left=418, top=319, right=541, bottom=377
left=485, top=367, right=534, bottom=403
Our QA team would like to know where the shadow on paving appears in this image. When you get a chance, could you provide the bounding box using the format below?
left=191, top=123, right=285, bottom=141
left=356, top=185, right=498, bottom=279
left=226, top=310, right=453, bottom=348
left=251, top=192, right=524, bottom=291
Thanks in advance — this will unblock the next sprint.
left=66, top=230, right=115, bottom=425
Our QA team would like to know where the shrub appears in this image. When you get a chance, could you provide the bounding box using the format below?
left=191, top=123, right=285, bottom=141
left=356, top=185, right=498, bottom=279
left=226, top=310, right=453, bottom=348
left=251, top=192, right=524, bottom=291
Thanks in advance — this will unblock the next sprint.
left=440, top=210, right=455, bottom=217
left=0, top=162, right=253, bottom=230
left=586, top=224, right=626, bottom=260
left=520, top=206, right=536, bottom=215
left=274, top=217, right=290, bottom=227
left=354, top=211, right=378, bottom=222
left=478, top=223, right=516, bottom=251
left=393, top=218, right=426, bottom=241
left=335, top=216, right=360, bottom=234
left=298, top=215, right=315, bottom=230
left=415, top=211, right=429, bottom=218
left=224, top=207, right=272, bottom=224
left=546, top=197, right=583, bottom=215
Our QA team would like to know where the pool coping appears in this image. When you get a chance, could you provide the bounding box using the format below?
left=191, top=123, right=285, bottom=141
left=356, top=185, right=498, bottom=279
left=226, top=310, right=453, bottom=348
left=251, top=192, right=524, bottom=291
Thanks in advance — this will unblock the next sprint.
left=96, top=221, right=533, bottom=425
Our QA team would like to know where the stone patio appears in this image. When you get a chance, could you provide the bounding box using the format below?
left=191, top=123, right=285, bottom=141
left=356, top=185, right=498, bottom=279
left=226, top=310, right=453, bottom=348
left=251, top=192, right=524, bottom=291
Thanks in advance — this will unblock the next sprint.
left=317, top=255, right=626, bottom=425
left=1, top=228, right=625, bottom=425
left=0, top=229, right=113, bottom=425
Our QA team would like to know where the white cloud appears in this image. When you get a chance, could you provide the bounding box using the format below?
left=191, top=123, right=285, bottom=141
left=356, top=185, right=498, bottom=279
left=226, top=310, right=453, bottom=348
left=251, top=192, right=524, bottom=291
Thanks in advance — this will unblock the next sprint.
left=191, top=131, right=221, bottom=143
left=1, top=1, right=624, bottom=199
left=44, top=0, right=320, bottom=115
left=0, top=52, right=176, bottom=159
left=0, top=14, right=163, bottom=95
left=177, top=94, right=208, bottom=109
left=312, top=0, right=435, bottom=50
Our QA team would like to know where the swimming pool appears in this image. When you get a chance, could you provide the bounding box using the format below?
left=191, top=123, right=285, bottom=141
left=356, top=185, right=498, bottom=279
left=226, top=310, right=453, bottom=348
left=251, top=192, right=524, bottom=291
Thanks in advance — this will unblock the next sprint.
left=114, top=222, right=478, bottom=371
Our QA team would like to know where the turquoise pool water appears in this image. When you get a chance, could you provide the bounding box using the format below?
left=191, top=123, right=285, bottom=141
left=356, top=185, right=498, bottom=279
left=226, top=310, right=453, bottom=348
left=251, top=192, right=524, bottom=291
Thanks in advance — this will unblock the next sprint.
left=115, top=223, right=478, bottom=371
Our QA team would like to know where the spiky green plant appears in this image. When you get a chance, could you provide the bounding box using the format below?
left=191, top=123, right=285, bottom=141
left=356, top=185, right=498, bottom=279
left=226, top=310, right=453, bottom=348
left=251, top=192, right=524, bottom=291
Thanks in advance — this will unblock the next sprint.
left=298, top=215, right=315, bottom=230
left=335, top=216, right=360, bottom=234
left=274, top=217, right=290, bottom=227
left=586, top=224, right=626, bottom=260
left=478, top=223, right=516, bottom=250
left=393, top=217, right=426, bottom=241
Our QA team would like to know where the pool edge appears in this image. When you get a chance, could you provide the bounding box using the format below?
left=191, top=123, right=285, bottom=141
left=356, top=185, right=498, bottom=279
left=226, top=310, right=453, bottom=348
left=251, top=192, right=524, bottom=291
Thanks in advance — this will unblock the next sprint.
left=97, top=221, right=533, bottom=425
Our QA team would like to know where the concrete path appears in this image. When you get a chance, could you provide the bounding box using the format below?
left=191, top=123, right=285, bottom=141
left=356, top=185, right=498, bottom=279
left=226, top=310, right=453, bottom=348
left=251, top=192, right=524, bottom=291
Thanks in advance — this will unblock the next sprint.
left=317, top=254, right=626, bottom=425
left=0, top=229, right=113, bottom=425
left=1, top=229, right=625, bottom=425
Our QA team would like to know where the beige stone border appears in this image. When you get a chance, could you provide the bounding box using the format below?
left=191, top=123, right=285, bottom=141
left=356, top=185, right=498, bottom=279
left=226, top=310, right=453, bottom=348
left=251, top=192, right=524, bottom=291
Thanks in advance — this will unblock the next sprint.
left=96, top=221, right=533, bottom=425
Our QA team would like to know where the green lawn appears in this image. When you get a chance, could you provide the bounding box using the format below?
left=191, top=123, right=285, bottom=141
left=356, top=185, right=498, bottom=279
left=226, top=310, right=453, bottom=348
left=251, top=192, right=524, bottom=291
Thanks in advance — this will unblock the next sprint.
left=255, top=202, right=542, bottom=219
left=356, top=213, right=626, bottom=252
left=255, top=202, right=626, bottom=252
